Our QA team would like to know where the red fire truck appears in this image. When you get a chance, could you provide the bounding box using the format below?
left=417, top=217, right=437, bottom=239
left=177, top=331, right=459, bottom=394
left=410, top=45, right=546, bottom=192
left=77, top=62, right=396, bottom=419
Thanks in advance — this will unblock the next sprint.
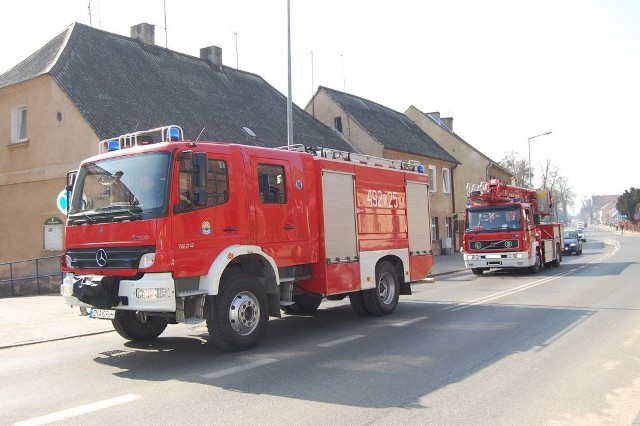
left=60, top=125, right=433, bottom=351
left=462, top=179, right=563, bottom=275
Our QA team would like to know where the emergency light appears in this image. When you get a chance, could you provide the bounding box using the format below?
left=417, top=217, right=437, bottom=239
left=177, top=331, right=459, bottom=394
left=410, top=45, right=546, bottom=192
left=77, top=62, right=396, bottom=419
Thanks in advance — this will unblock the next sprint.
left=417, top=165, right=425, bottom=173
left=107, top=139, right=120, bottom=151
left=168, top=126, right=181, bottom=141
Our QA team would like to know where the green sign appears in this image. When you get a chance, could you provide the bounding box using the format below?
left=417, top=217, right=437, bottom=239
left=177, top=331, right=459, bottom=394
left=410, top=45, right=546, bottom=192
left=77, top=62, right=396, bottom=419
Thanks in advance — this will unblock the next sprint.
left=44, top=217, right=64, bottom=225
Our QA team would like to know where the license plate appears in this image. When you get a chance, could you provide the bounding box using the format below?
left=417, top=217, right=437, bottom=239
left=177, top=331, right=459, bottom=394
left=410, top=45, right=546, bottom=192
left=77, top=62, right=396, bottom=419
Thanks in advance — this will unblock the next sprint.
left=485, top=254, right=502, bottom=259
left=89, top=308, right=115, bottom=319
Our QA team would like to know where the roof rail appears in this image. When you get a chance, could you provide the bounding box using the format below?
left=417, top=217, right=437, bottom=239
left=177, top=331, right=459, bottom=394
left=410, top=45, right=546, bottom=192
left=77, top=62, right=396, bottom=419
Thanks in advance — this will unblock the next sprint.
left=98, top=125, right=184, bottom=153
left=318, top=147, right=423, bottom=171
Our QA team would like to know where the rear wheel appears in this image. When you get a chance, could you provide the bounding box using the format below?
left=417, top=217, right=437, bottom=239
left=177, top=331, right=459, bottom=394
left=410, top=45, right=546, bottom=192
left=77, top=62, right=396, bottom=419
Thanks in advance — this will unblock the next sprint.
left=361, top=261, right=400, bottom=316
left=207, top=275, right=268, bottom=352
left=471, top=268, right=484, bottom=276
left=112, top=311, right=168, bottom=341
left=349, top=291, right=369, bottom=316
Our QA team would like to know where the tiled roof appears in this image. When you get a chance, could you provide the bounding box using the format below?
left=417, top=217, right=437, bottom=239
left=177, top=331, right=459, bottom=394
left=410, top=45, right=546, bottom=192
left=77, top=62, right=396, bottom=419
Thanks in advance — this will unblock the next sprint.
left=321, top=86, right=459, bottom=164
left=0, top=23, right=353, bottom=151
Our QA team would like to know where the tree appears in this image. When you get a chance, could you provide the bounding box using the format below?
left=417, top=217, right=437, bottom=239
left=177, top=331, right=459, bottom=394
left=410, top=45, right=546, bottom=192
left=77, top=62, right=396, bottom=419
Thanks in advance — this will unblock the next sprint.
left=579, top=196, right=596, bottom=224
left=499, top=151, right=532, bottom=188
left=616, top=187, right=640, bottom=224
left=538, top=159, right=574, bottom=223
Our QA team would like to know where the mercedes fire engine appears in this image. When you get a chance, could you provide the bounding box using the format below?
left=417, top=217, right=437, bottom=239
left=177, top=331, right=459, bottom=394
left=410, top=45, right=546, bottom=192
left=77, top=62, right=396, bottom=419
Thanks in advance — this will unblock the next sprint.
left=463, top=179, right=563, bottom=275
left=60, top=125, right=433, bottom=351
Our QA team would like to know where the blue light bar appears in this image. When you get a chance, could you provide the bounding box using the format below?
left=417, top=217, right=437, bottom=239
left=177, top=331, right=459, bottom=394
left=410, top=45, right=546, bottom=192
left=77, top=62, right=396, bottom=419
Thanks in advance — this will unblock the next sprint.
left=107, top=139, right=120, bottom=151
left=168, top=126, right=181, bottom=141
left=417, top=164, right=425, bottom=173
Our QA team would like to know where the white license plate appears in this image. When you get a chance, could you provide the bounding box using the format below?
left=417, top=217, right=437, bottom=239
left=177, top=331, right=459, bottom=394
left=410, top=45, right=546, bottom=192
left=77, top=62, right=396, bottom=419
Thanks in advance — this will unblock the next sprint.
left=485, top=254, right=502, bottom=259
left=89, top=308, right=115, bottom=319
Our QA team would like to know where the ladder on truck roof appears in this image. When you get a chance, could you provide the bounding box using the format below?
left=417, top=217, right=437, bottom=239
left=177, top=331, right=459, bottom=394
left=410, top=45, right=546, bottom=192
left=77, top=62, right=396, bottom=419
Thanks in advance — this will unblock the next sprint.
left=98, top=125, right=184, bottom=153
left=278, top=144, right=424, bottom=172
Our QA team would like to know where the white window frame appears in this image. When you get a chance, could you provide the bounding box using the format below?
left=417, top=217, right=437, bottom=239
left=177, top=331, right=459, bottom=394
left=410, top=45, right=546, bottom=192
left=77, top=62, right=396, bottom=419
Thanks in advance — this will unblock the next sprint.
left=445, top=216, right=452, bottom=238
left=442, top=168, right=451, bottom=194
left=431, top=216, right=439, bottom=240
left=428, top=165, right=437, bottom=193
left=11, top=105, right=28, bottom=143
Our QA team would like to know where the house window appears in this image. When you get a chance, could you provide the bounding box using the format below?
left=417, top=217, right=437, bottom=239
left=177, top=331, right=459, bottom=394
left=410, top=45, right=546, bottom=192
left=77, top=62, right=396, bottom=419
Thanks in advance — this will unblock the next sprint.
left=442, top=168, right=451, bottom=194
left=428, top=165, right=437, bottom=192
left=334, top=117, right=343, bottom=133
left=446, top=216, right=452, bottom=238
left=431, top=216, right=439, bottom=240
left=11, top=105, right=28, bottom=143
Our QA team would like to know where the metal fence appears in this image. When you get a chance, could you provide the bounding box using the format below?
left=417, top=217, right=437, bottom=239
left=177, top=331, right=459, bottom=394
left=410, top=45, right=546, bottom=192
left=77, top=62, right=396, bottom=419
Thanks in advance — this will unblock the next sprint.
left=0, top=256, right=63, bottom=298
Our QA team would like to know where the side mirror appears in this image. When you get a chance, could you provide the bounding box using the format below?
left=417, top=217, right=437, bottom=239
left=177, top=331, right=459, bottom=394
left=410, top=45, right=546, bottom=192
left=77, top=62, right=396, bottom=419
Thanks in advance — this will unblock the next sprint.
left=193, top=153, right=208, bottom=188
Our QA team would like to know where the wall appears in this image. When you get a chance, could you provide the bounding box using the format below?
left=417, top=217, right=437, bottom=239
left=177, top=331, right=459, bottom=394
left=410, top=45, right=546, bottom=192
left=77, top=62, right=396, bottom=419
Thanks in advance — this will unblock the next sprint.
left=0, top=76, right=98, bottom=261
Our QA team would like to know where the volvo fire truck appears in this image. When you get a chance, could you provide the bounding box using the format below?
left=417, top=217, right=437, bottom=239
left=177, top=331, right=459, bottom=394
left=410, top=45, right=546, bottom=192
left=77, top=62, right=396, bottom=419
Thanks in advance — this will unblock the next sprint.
left=60, top=125, right=433, bottom=351
left=463, top=179, right=562, bottom=275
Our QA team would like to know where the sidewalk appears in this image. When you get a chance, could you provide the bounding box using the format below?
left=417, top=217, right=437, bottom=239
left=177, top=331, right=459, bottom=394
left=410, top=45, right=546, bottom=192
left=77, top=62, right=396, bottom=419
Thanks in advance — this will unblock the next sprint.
left=0, top=253, right=466, bottom=349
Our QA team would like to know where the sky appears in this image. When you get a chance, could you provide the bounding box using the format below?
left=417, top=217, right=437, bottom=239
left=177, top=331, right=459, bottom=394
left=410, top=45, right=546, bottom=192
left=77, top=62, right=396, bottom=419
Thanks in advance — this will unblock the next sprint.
left=2, top=0, right=639, bottom=213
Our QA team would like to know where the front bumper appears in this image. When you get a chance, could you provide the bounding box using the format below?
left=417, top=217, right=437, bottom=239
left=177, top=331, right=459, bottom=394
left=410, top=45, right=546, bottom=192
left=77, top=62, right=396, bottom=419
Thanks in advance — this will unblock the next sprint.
left=61, top=272, right=177, bottom=312
left=464, top=251, right=534, bottom=269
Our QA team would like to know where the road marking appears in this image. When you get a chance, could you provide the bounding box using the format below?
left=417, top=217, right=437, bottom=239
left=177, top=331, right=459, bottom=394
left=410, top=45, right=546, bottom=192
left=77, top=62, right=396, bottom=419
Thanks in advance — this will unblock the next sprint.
left=317, top=335, right=365, bottom=347
left=390, top=316, right=428, bottom=327
left=201, top=358, right=279, bottom=379
left=15, top=394, right=141, bottom=426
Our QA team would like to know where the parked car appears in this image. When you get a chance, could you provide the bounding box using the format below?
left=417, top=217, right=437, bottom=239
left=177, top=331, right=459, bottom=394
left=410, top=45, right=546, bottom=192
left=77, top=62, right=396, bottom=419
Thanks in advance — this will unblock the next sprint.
left=563, top=230, right=583, bottom=255
left=575, top=228, right=586, bottom=242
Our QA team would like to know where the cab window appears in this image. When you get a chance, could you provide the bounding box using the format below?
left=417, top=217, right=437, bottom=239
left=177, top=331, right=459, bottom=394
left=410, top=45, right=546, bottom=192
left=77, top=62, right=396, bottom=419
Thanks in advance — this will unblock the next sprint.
left=178, top=157, right=229, bottom=210
left=257, top=164, right=286, bottom=204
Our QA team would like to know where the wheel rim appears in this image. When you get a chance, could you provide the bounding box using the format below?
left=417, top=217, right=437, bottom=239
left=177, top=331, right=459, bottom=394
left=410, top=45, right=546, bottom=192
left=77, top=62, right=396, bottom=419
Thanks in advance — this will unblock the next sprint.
left=378, top=271, right=396, bottom=305
left=228, top=291, right=260, bottom=336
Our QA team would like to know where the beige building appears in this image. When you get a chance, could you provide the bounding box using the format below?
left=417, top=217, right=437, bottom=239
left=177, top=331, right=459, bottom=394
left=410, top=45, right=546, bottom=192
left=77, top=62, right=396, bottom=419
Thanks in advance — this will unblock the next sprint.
left=307, top=87, right=460, bottom=255
left=405, top=106, right=513, bottom=249
left=0, top=23, right=354, bottom=264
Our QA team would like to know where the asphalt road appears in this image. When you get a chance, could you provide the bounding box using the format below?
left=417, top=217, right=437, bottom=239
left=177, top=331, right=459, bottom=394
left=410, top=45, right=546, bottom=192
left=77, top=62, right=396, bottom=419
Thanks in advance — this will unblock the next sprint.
left=2, top=227, right=639, bottom=425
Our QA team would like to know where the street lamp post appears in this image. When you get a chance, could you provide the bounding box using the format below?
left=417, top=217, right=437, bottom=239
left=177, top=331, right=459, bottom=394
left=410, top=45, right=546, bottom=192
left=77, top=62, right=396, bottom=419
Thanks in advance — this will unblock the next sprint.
left=528, top=131, right=552, bottom=187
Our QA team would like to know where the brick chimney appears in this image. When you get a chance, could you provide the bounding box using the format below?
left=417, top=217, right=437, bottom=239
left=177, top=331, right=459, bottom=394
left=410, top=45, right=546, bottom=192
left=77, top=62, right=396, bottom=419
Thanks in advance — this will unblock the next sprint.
left=131, top=23, right=155, bottom=45
left=200, top=46, right=223, bottom=67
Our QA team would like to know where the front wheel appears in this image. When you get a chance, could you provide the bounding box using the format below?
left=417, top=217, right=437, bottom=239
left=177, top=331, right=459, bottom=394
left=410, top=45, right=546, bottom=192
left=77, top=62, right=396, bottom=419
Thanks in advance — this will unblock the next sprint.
left=112, top=311, right=168, bottom=342
left=471, top=268, right=484, bottom=276
left=207, top=275, right=268, bottom=352
left=529, top=251, right=542, bottom=274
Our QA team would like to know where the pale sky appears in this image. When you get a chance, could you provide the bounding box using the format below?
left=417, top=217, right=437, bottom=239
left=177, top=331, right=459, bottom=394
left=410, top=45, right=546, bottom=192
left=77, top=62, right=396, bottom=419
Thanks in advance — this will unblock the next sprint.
left=2, top=0, right=639, bottom=212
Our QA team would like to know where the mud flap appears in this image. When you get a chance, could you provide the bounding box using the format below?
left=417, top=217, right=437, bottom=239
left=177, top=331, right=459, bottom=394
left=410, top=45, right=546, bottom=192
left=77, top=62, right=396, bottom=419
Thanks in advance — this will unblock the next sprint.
left=73, top=276, right=121, bottom=309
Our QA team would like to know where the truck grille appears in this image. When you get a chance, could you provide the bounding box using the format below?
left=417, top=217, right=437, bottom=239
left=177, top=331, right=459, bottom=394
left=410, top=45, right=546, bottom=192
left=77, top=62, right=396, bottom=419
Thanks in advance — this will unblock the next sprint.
left=469, top=240, right=519, bottom=250
left=67, top=246, right=154, bottom=269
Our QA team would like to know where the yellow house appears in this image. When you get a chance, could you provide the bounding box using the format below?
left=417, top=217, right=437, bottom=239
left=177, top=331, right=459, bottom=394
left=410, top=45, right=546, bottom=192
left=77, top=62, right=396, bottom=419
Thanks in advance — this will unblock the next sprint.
left=405, top=107, right=513, bottom=250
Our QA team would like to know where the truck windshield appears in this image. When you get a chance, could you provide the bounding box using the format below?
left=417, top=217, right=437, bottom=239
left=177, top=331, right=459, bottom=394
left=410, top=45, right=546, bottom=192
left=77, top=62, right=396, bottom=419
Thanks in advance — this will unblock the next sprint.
left=69, top=152, right=170, bottom=221
left=466, top=206, right=522, bottom=232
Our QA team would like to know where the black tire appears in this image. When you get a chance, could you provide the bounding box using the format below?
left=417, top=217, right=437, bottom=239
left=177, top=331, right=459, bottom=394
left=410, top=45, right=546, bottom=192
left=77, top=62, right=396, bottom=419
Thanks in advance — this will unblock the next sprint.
left=112, top=311, right=168, bottom=342
left=349, top=291, right=369, bottom=316
left=551, top=245, right=561, bottom=267
left=471, top=268, right=484, bottom=276
left=282, top=293, right=322, bottom=314
left=529, top=251, right=542, bottom=274
left=361, top=261, right=400, bottom=316
left=207, top=275, right=268, bottom=352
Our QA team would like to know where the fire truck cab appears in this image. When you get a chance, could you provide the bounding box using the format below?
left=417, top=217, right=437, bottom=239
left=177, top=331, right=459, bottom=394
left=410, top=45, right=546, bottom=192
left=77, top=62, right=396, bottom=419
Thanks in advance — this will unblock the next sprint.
left=463, top=179, right=563, bottom=275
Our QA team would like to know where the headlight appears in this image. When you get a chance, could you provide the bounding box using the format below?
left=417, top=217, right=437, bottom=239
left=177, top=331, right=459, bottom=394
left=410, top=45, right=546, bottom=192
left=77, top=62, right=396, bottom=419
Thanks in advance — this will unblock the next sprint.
left=139, top=253, right=156, bottom=269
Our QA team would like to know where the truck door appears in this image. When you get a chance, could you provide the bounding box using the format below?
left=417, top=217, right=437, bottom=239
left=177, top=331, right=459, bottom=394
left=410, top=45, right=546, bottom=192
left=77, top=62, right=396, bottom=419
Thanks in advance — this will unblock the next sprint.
left=250, top=157, right=306, bottom=266
left=171, top=150, right=246, bottom=277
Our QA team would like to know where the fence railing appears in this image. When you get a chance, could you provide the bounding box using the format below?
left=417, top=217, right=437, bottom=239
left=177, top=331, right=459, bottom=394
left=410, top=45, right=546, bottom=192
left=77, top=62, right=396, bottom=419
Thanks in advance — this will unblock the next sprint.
left=0, top=255, right=63, bottom=298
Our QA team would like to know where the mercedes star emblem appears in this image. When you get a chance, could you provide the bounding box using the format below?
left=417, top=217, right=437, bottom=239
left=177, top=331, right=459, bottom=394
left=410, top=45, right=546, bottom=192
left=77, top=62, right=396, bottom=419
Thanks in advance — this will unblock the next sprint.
left=96, top=249, right=108, bottom=267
